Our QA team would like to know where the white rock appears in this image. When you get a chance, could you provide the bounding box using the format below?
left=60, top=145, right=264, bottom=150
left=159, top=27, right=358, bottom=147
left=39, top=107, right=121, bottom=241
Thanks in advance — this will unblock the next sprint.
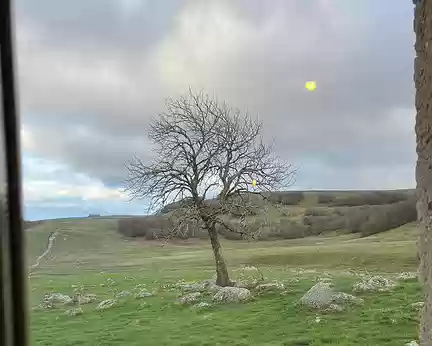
left=405, top=341, right=419, bottom=346
left=135, top=289, right=153, bottom=298
left=65, top=308, right=83, bottom=316
left=396, top=272, right=418, bottom=281
left=207, top=283, right=222, bottom=293
left=192, top=302, right=211, bottom=309
left=325, top=304, right=344, bottom=312
left=255, top=282, right=285, bottom=293
left=95, top=299, right=117, bottom=311
left=353, top=276, right=396, bottom=293
left=213, top=287, right=251, bottom=303
left=178, top=292, right=202, bottom=305
left=299, top=282, right=333, bottom=309
left=243, top=266, right=258, bottom=271
left=235, top=279, right=260, bottom=289
left=116, top=291, right=131, bottom=298
left=42, top=293, right=74, bottom=306
left=331, top=292, right=364, bottom=306
left=77, top=294, right=97, bottom=305
left=410, top=302, right=425, bottom=309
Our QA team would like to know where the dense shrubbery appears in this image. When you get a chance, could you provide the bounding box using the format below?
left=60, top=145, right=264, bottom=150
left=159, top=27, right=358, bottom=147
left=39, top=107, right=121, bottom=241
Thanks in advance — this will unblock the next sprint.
left=303, top=199, right=417, bottom=236
left=267, top=191, right=304, bottom=205
left=118, top=190, right=417, bottom=241
left=316, top=190, right=414, bottom=207
left=118, top=216, right=172, bottom=239
left=317, top=194, right=336, bottom=205
left=117, top=216, right=209, bottom=239
left=359, top=200, right=417, bottom=237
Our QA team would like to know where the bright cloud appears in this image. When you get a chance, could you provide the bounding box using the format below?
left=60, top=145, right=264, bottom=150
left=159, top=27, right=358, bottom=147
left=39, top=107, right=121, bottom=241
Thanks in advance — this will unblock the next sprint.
left=14, top=0, right=416, bottom=219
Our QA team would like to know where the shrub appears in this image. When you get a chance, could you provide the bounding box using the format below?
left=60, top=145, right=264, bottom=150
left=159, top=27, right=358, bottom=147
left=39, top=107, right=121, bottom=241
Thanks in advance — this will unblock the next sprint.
left=304, top=208, right=332, bottom=217
left=276, top=220, right=311, bottom=239
left=328, top=190, right=412, bottom=207
left=267, top=191, right=304, bottom=206
left=360, top=200, right=417, bottom=237
left=303, top=215, right=346, bottom=235
left=117, top=216, right=208, bottom=239
left=117, top=216, right=173, bottom=238
left=317, top=194, right=336, bottom=204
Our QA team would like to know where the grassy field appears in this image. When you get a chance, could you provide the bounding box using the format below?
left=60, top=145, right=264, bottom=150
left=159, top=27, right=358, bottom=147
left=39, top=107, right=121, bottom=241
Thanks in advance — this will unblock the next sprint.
left=27, top=218, right=422, bottom=346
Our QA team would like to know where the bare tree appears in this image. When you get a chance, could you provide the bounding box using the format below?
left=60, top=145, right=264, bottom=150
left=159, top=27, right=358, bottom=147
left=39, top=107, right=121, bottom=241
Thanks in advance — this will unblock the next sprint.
left=125, top=90, right=295, bottom=286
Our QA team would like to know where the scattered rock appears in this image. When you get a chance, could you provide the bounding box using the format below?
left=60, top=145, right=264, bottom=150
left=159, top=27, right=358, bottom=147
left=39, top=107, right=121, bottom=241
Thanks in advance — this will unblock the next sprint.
left=342, top=269, right=357, bottom=276
left=235, top=279, right=260, bottom=290
left=299, top=282, right=334, bottom=309
left=331, top=292, right=364, bottom=306
left=353, top=276, right=396, bottom=293
left=292, top=268, right=317, bottom=275
left=324, top=304, right=344, bottom=313
left=179, top=282, right=207, bottom=292
left=40, top=293, right=74, bottom=308
left=116, top=291, right=132, bottom=298
left=138, top=302, right=148, bottom=309
left=397, top=272, right=418, bottom=281
left=76, top=294, right=97, bottom=305
left=317, top=277, right=333, bottom=284
left=64, top=308, right=83, bottom=316
left=207, top=283, right=222, bottom=293
left=243, top=266, right=258, bottom=271
left=178, top=292, right=202, bottom=305
left=410, top=302, right=425, bottom=310
left=213, top=287, right=251, bottom=303
left=255, top=282, right=285, bottom=294
left=405, top=341, right=419, bottom=346
left=95, top=299, right=117, bottom=311
left=135, top=289, right=153, bottom=299
left=192, top=302, right=212, bottom=310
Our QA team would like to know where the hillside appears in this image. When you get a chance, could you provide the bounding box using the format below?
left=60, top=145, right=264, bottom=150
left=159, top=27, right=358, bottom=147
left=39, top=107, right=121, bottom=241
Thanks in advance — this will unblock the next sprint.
left=26, top=214, right=421, bottom=345
left=117, top=189, right=417, bottom=241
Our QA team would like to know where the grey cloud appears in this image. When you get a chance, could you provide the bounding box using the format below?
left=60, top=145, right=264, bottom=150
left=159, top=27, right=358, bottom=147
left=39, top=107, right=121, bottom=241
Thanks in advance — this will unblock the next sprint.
left=17, top=0, right=417, bottom=189
left=16, top=0, right=181, bottom=50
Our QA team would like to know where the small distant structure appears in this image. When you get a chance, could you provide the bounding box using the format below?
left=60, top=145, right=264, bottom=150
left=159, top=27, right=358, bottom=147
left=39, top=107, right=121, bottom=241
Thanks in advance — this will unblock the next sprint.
left=88, top=213, right=101, bottom=218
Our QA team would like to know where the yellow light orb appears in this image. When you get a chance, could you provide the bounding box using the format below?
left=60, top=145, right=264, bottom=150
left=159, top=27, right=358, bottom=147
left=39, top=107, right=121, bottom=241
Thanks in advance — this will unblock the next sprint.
left=305, top=81, right=317, bottom=91
left=252, top=179, right=257, bottom=187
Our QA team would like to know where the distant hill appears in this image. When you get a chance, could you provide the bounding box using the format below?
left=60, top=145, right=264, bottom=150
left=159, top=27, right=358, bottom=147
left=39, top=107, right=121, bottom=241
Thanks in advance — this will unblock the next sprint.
left=118, top=189, right=417, bottom=241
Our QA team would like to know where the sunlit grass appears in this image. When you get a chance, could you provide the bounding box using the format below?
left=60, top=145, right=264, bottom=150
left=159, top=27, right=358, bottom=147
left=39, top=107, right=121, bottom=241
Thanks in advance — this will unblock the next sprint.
left=27, top=218, right=421, bottom=345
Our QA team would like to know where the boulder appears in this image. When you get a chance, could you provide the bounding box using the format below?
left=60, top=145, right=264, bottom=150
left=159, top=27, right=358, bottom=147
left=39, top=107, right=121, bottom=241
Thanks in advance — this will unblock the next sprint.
left=255, top=282, right=285, bottom=294
left=65, top=308, right=84, bottom=316
left=178, top=292, right=202, bottom=305
left=331, top=292, right=364, bottom=306
left=95, top=299, right=117, bottom=311
left=410, top=301, right=425, bottom=310
left=116, top=291, right=132, bottom=298
left=324, top=303, right=344, bottom=312
left=299, top=282, right=333, bottom=309
left=192, top=302, right=212, bottom=310
left=213, top=287, right=251, bottom=303
left=76, top=294, right=97, bottom=305
left=135, top=289, right=153, bottom=299
left=396, top=272, right=418, bottom=281
left=41, top=293, right=73, bottom=308
left=353, top=276, right=396, bottom=293
left=405, top=341, right=419, bottom=346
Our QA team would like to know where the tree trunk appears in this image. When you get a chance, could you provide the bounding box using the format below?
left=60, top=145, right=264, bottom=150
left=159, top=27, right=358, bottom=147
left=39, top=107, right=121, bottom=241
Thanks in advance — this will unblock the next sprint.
left=414, top=1, right=432, bottom=344
left=208, top=225, right=232, bottom=287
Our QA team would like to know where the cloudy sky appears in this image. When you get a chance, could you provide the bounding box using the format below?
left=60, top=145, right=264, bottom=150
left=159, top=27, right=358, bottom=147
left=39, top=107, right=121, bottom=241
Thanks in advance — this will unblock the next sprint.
left=13, top=0, right=416, bottom=220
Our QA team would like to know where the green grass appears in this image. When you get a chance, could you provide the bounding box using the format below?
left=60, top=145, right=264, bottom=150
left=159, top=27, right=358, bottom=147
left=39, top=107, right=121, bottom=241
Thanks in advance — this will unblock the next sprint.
left=27, top=218, right=422, bottom=345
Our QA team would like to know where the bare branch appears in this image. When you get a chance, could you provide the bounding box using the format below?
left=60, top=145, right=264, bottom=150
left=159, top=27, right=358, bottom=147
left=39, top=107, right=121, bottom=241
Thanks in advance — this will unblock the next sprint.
left=124, top=89, right=296, bottom=241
